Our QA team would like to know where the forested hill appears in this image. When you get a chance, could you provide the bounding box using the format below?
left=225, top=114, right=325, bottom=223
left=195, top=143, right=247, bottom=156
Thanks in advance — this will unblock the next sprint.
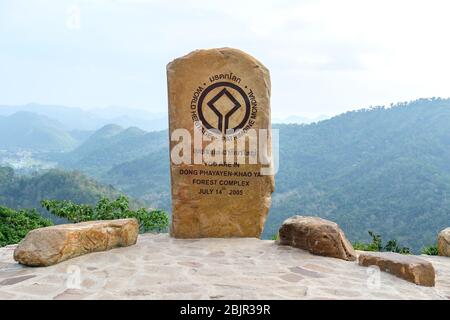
left=60, top=125, right=167, bottom=176
left=268, top=98, right=450, bottom=251
left=0, top=167, right=121, bottom=222
left=91, top=98, right=450, bottom=252
left=3, top=98, right=450, bottom=252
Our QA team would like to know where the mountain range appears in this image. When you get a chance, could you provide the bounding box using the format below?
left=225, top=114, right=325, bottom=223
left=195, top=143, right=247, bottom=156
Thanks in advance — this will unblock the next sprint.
left=0, top=111, right=79, bottom=151
left=0, top=103, right=327, bottom=137
left=1, top=98, right=450, bottom=252
left=0, top=103, right=168, bottom=132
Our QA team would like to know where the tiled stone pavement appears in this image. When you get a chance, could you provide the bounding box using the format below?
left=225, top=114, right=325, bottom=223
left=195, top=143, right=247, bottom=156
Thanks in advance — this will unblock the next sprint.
left=0, top=233, right=449, bottom=300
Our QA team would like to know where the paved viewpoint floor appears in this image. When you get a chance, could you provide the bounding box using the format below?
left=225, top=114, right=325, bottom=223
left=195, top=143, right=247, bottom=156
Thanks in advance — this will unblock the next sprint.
left=1, top=234, right=450, bottom=300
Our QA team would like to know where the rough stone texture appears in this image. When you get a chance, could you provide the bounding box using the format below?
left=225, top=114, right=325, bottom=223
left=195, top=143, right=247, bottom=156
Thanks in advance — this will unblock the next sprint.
left=277, top=216, right=357, bottom=261
left=358, top=252, right=436, bottom=287
left=438, top=228, right=450, bottom=257
left=167, top=48, right=274, bottom=238
left=1, top=234, right=450, bottom=300
left=13, top=219, right=139, bottom=267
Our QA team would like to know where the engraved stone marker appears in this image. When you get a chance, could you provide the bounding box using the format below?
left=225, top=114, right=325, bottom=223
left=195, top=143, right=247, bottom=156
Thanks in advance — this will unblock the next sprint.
left=167, top=48, right=274, bottom=238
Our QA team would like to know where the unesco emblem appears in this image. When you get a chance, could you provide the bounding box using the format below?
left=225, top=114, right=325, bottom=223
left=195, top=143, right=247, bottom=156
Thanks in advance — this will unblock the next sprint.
left=190, top=74, right=258, bottom=137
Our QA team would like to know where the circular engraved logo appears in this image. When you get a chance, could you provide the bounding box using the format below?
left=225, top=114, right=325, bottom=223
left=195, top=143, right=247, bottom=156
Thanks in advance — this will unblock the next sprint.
left=190, top=76, right=257, bottom=138
left=198, top=82, right=250, bottom=134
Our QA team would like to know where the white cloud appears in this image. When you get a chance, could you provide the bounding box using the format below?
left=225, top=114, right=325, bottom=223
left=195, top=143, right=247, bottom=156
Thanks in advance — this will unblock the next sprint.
left=1, top=0, right=449, bottom=116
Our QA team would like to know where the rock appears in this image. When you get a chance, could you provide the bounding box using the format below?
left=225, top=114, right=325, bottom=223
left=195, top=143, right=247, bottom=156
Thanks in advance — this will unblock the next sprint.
left=438, top=228, right=450, bottom=257
left=277, top=216, right=357, bottom=261
left=14, top=219, right=139, bottom=267
left=167, top=48, right=274, bottom=238
left=358, top=252, right=435, bottom=286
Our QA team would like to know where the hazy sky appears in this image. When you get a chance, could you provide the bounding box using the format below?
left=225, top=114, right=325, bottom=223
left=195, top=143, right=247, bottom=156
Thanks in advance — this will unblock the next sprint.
left=1, top=0, right=450, bottom=118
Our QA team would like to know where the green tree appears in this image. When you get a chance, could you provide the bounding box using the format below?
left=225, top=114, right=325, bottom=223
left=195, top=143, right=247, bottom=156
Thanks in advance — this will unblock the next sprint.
left=41, top=195, right=169, bottom=233
left=0, top=206, right=53, bottom=247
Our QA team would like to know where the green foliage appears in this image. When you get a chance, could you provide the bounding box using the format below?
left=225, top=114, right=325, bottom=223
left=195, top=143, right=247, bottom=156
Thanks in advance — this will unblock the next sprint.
left=0, top=206, right=53, bottom=247
left=353, top=231, right=382, bottom=252
left=421, top=245, right=439, bottom=256
left=271, top=234, right=278, bottom=241
left=384, top=239, right=411, bottom=254
left=41, top=195, right=169, bottom=233
left=353, top=231, right=410, bottom=254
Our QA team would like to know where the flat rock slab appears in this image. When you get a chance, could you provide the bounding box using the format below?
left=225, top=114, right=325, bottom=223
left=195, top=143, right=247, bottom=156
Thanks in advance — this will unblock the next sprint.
left=1, top=234, right=449, bottom=299
left=438, top=228, right=450, bottom=257
left=14, top=219, right=139, bottom=267
left=0, top=234, right=449, bottom=299
left=358, top=252, right=435, bottom=287
left=278, top=216, right=357, bottom=261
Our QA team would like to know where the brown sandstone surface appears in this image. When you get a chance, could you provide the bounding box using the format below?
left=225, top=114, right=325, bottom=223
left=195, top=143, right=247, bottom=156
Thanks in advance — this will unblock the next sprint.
left=167, top=48, right=274, bottom=238
left=277, top=216, right=357, bottom=261
left=13, top=219, right=139, bottom=267
left=438, top=228, right=450, bottom=257
left=358, top=251, right=435, bottom=287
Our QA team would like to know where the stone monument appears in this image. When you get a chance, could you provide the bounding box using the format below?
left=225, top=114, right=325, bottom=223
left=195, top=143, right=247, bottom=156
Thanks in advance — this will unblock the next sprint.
left=167, top=48, right=274, bottom=238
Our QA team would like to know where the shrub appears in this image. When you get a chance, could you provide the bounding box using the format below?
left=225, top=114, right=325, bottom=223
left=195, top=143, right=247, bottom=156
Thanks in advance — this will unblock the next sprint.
left=41, top=195, right=169, bottom=233
left=0, top=206, right=53, bottom=247
left=421, top=245, right=439, bottom=256
left=353, top=230, right=410, bottom=254
left=384, top=239, right=411, bottom=254
left=353, top=231, right=382, bottom=252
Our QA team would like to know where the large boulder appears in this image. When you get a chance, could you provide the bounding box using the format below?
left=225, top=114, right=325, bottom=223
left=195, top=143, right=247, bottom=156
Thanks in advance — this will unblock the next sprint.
left=358, top=251, right=435, bottom=287
left=277, top=216, right=357, bottom=261
left=438, top=228, right=450, bottom=257
left=14, top=219, right=139, bottom=267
